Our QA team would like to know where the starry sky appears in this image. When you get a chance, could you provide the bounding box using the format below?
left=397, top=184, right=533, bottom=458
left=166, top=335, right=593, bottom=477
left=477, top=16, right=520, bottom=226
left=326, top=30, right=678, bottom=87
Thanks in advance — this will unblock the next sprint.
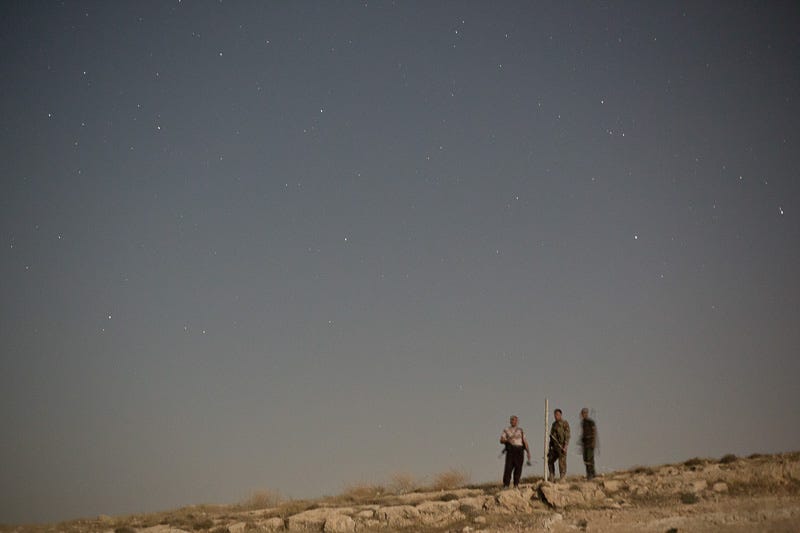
left=2, top=1, right=799, bottom=524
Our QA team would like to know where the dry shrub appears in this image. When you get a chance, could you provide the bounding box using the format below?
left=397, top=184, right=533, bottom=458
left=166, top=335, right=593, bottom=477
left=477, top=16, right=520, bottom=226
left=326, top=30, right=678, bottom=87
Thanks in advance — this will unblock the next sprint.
left=192, top=518, right=214, bottom=530
left=680, top=492, right=699, bottom=504
left=268, top=499, right=317, bottom=519
left=432, top=468, right=470, bottom=490
left=239, top=489, right=282, bottom=510
left=719, top=453, right=738, bottom=464
left=388, top=471, right=418, bottom=494
left=683, top=457, right=705, bottom=467
left=340, top=482, right=384, bottom=502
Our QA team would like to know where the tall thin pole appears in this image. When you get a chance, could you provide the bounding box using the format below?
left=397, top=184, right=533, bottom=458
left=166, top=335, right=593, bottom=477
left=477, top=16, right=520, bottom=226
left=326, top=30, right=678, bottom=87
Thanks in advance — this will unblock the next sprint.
left=544, top=397, right=549, bottom=482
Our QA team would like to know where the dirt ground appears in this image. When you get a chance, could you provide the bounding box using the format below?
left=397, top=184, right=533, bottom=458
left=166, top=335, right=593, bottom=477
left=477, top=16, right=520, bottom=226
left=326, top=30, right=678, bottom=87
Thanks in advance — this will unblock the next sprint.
left=471, top=493, right=800, bottom=533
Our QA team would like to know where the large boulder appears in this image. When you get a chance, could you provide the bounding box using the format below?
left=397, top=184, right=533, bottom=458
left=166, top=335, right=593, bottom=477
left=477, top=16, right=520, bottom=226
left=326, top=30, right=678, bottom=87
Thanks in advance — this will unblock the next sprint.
left=687, top=479, right=708, bottom=493
left=376, top=505, right=420, bottom=528
left=712, top=482, right=729, bottom=493
left=457, top=495, right=490, bottom=513
left=537, top=482, right=602, bottom=509
left=287, top=508, right=352, bottom=531
left=323, top=514, right=355, bottom=533
left=495, top=488, right=534, bottom=513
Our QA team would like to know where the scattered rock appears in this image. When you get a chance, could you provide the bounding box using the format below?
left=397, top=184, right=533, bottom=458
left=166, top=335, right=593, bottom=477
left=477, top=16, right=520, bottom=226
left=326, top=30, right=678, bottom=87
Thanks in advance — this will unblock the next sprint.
left=689, top=479, right=708, bottom=493
left=602, top=479, right=623, bottom=493
left=712, top=482, right=729, bottom=493
left=473, top=515, right=487, bottom=524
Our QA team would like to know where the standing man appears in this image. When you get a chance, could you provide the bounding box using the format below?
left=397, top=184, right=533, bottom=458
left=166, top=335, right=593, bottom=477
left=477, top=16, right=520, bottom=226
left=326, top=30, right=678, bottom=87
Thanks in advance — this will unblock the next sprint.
left=580, top=408, right=597, bottom=479
left=548, top=408, right=570, bottom=481
left=500, top=415, right=532, bottom=488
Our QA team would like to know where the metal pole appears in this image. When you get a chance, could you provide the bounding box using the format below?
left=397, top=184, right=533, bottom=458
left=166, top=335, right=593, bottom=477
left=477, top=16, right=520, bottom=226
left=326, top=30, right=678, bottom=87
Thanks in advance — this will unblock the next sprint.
left=544, top=397, right=549, bottom=482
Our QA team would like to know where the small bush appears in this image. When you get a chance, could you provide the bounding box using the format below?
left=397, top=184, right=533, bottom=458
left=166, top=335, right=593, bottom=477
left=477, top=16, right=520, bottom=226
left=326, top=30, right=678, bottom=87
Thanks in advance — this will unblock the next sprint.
left=388, top=471, right=418, bottom=494
left=115, top=528, right=137, bottom=533
left=438, top=492, right=460, bottom=502
left=748, top=453, right=764, bottom=459
left=340, top=482, right=384, bottom=502
left=459, top=503, right=478, bottom=515
left=432, top=468, right=470, bottom=490
left=239, top=489, right=282, bottom=510
left=680, top=492, right=699, bottom=504
left=193, top=518, right=214, bottom=530
left=210, top=528, right=230, bottom=533
left=631, top=466, right=655, bottom=475
left=719, top=453, right=738, bottom=464
left=684, top=457, right=705, bottom=467
left=272, top=500, right=317, bottom=518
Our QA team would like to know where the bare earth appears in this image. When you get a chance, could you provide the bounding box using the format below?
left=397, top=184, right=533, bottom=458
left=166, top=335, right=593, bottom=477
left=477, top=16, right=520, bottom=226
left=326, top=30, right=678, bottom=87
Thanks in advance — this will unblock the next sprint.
left=3, top=452, right=799, bottom=533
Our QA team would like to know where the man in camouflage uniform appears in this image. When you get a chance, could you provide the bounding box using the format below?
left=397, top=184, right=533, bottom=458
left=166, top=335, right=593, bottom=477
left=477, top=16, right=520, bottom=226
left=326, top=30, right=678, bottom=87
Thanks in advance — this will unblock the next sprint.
left=580, top=408, right=597, bottom=480
left=500, top=415, right=532, bottom=488
left=548, top=408, right=570, bottom=481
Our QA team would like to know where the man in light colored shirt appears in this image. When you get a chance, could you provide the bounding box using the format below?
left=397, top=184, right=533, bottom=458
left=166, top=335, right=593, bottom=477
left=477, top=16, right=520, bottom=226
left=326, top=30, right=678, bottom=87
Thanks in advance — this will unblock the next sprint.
left=500, top=415, right=532, bottom=488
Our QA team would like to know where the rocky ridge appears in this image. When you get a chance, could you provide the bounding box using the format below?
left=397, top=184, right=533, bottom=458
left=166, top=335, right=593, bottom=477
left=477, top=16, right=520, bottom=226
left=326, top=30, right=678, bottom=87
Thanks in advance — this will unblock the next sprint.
left=5, top=452, right=800, bottom=533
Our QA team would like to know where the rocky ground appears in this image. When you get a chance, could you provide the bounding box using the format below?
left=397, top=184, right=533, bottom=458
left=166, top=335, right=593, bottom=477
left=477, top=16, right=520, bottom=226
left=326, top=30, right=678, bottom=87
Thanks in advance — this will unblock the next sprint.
left=3, top=452, right=799, bottom=533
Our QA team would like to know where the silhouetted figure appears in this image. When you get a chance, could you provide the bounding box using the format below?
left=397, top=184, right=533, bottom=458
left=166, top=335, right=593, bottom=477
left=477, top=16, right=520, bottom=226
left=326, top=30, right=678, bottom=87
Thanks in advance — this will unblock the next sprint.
left=580, top=408, right=597, bottom=479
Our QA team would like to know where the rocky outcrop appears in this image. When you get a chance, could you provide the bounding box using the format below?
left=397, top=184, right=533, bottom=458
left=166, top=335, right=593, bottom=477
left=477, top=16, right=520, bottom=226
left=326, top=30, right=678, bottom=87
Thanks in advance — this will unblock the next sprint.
left=57, top=452, right=800, bottom=533
left=375, top=504, right=420, bottom=528
left=538, top=482, right=604, bottom=510
left=286, top=508, right=353, bottom=531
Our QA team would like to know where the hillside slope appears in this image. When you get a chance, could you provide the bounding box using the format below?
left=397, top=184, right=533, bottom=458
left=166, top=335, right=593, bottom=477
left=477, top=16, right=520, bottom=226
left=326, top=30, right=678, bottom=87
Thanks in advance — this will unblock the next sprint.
left=4, top=452, right=800, bottom=533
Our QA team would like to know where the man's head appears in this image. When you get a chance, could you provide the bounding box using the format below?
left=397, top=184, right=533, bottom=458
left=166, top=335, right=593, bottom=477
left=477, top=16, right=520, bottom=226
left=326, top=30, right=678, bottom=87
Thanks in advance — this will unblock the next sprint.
left=509, top=415, right=518, bottom=427
left=581, top=408, right=589, bottom=419
left=554, top=409, right=562, bottom=421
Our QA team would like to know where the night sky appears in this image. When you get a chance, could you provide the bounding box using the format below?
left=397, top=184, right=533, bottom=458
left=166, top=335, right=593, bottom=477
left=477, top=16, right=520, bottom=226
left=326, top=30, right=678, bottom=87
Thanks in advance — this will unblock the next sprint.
left=2, top=1, right=799, bottom=524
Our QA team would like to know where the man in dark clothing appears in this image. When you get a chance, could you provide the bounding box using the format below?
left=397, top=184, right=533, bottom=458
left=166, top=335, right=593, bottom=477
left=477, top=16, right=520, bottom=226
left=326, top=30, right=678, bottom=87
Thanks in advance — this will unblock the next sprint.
left=580, top=408, right=597, bottom=479
left=500, top=415, right=532, bottom=488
